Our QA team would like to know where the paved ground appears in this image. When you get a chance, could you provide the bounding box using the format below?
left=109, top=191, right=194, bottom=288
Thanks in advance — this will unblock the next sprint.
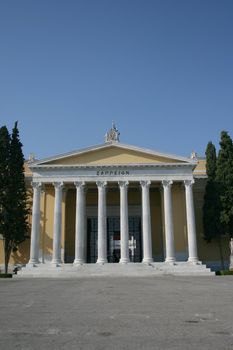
left=0, top=276, right=233, bottom=350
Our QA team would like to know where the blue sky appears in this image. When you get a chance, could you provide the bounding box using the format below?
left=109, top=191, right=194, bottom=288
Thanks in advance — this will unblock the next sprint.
left=0, top=0, right=232, bottom=160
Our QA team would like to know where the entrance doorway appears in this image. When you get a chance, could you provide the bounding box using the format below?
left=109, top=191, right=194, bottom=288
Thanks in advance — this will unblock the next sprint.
left=87, top=216, right=142, bottom=263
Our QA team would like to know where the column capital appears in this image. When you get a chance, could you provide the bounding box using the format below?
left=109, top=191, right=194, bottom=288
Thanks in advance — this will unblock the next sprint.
left=74, top=181, right=85, bottom=189
left=53, top=182, right=64, bottom=189
left=162, top=180, right=173, bottom=188
left=140, top=180, right=151, bottom=188
left=32, top=182, right=42, bottom=189
left=118, top=180, right=129, bottom=188
left=184, top=179, right=195, bottom=188
left=96, top=181, right=107, bottom=188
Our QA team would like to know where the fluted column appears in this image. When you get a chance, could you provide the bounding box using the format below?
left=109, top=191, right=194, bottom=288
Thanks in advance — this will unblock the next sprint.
left=140, top=180, right=153, bottom=263
left=162, top=180, right=176, bottom=263
left=74, top=182, right=86, bottom=265
left=97, top=181, right=108, bottom=264
left=184, top=180, right=199, bottom=263
left=51, top=182, right=64, bottom=265
left=119, top=181, right=129, bottom=264
left=28, top=182, right=42, bottom=266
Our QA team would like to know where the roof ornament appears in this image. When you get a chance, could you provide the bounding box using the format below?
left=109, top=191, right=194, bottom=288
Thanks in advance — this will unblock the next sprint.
left=190, top=151, right=198, bottom=160
left=105, top=121, right=120, bottom=143
left=28, top=153, right=36, bottom=163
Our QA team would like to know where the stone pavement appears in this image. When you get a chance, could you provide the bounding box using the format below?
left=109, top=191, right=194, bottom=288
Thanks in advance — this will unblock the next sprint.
left=0, top=276, right=233, bottom=350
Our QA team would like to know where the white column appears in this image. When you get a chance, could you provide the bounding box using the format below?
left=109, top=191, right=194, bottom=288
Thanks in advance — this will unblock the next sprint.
left=162, top=180, right=176, bottom=263
left=51, top=182, right=64, bottom=265
left=140, top=180, right=153, bottom=263
left=97, top=181, right=108, bottom=264
left=61, top=188, right=68, bottom=263
left=28, top=182, right=42, bottom=266
left=184, top=180, right=199, bottom=263
left=119, top=181, right=129, bottom=264
left=74, top=182, right=86, bottom=265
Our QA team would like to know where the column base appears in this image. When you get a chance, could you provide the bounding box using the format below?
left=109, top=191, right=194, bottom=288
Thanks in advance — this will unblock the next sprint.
left=188, top=257, right=201, bottom=265
left=120, top=258, right=129, bottom=264
left=97, top=259, right=108, bottom=265
left=142, top=258, right=153, bottom=264
left=27, top=260, right=39, bottom=267
left=51, top=260, right=62, bottom=267
left=165, top=257, right=176, bottom=265
left=73, top=259, right=85, bottom=266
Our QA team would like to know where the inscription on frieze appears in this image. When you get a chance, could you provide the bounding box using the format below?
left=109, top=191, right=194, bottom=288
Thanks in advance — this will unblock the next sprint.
left=96, top=170, right=130, bottom=176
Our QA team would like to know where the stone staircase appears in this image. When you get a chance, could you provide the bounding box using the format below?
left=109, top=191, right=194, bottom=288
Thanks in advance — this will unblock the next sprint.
left=15, top=262, right=214, bottom=278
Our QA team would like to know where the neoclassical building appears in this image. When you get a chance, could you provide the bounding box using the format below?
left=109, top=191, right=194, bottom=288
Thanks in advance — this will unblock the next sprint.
left=0, top=125, right=230, bottom=275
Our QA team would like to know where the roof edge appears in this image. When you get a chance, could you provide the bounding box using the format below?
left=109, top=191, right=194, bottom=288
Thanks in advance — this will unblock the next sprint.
left=29, top=142, right=195, bottom=167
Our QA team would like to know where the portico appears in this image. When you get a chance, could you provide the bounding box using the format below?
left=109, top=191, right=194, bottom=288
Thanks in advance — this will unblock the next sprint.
left=18, top=124, right=217, bottom=277
left=27, top=128, right=201, bottom=269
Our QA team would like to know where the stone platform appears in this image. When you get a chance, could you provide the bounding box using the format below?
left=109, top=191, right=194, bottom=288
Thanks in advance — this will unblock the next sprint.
left=15, top=262, right=214, bottom=278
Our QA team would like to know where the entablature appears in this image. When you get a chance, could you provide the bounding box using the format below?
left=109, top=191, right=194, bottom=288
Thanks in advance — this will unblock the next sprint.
left=31, top=163, right=194, bottom=184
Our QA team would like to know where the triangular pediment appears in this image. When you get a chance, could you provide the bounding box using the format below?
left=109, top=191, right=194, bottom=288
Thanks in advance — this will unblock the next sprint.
left=31, top=143, right=193, bottom=167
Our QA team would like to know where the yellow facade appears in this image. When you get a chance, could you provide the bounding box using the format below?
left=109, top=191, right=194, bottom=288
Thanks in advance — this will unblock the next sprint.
left=0, top=142, right=230, bottom=271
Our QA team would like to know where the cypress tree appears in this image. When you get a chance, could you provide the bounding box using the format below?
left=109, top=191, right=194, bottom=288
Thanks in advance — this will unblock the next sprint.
left=203, top=141, right=220, bottom=242
left=205, top=141, right=217, bottom=180
left=216, top=131, right=233, bottom=236
left=0, top=122, right=28, bottom=273
left=0, top=126, right=11, bottom=273
left=203, top=141, right=225, bottom=269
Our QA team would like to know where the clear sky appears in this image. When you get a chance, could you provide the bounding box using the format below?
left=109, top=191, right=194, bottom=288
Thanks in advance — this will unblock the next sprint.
left=0, top=0, right=232, bottom=160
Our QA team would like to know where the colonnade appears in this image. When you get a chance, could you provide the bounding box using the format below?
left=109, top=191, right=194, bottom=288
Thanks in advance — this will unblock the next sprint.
left=28, top=179, right=199, bottom=266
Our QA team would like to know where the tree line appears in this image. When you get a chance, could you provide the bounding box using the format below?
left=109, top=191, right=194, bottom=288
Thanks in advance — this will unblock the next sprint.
left=203, top=131, right=233, bottom=269
left=0, top=122, right=28, bottom=274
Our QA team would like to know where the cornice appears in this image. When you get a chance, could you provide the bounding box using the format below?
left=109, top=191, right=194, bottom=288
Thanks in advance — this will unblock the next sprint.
left=30, top=162, right=196, bottom=170
left=193, top=174, right=207, bottom=179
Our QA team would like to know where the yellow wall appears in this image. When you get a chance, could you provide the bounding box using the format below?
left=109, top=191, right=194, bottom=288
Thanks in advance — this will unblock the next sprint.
left=193, top=159, right=206, bottom=176
left=0, top=157, right=231, bottom=271
left=41, top=186, right=54, bottom=261
left=172, top=184, right=188, bottom=257
left=65, top=189, right=76, bottom=261
left=150, top=189, right=164, bottom=260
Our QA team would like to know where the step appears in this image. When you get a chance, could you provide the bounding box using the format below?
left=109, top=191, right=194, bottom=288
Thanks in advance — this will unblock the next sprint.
left=15, top=262, right=215, bottom=278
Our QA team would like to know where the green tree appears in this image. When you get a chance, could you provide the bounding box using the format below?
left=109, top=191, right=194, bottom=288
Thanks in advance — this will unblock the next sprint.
left=216, top=131, right=233, bottom=236
left=0, top=126, right=11, bottom=273
left=203, top=141, right=220, bottom=241
left=205, top=141, right=217, bottom=180
left=0, top=123, right=28, bottom=274
left=203, top=141, right=224, bottom=268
